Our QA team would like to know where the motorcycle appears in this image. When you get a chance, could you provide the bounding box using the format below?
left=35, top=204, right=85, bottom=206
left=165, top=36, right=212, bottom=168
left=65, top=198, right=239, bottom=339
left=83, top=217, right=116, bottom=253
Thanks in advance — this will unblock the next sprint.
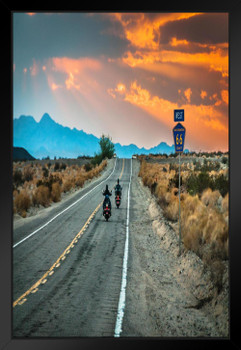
left=103, top=203, right=111, bottom=221
left=115, top=194, right=121, bottom=208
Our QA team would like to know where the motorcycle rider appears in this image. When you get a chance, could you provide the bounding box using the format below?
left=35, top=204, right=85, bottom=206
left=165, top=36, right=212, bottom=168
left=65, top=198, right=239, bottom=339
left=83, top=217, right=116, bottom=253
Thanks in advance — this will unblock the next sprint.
left=114, top=179, right=122, bottom=198
left=102, top=184, right=112, bottom=214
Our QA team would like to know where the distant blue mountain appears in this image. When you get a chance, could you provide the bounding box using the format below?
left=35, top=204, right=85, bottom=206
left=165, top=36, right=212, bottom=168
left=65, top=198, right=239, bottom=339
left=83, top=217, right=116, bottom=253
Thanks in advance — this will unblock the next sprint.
left=13, top=113, right=188, bottom=159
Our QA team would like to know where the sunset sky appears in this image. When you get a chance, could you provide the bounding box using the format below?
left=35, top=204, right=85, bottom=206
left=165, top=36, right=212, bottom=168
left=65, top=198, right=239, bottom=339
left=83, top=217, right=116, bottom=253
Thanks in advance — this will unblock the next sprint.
left=13, top=12, right=229, bottom=152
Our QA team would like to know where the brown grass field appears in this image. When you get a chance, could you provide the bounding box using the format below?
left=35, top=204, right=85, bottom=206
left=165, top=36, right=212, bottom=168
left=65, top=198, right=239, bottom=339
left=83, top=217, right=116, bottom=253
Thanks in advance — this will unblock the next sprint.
left=13, top=159, right=107, bottom=218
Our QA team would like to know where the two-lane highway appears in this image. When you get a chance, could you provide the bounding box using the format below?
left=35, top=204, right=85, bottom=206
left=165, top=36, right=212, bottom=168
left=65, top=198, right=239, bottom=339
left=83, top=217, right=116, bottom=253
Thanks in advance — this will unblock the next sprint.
left=13, top=158, right=132, bottom=337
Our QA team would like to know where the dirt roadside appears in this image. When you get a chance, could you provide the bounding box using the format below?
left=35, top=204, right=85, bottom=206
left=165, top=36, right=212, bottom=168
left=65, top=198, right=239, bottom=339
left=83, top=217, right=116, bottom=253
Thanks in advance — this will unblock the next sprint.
left=122, top=159, right=229, bottom=337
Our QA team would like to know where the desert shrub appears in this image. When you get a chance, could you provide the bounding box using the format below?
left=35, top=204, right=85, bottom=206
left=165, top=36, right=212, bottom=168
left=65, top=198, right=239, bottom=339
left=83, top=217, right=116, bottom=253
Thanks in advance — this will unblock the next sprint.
left=13, top=169, right=24, bottom=187
left=202, top=209, right=226, bottom=243
left=98, top=159, right=107, bottom=172
left=14, top=190, right=31, bottom=216
left=201, top=188, right=221, bottom=208
left=186, top=171, right=211, bottom=196
left=91, top=153, right=103, bottom=166
left=60, top=162, right=67, bottom=170
left=181, top=193, right=228, bottom=263
left=51, top=182, right=61, bottom=202
left=75, top=175, right=85, bottom=188
left=194, top=161, right=202, bottom=171
left=54, top=162, right=60, bottom=171
left=33, top=185, right=50, bottom=207
left=181, top=195, right=205, bottom=228
left=169, top=172, right=182, bottom=189
left=150, top=181, right=157, bottom=194
left=37, top=174, right=62, bottom=191
left=23, top=167, right=33, bottom=182
left=84, top=162, right=93, bottom=172
left=221, top=156, right=228, bottom=165
left=156, top=187, right=169, bottom=207
left=62, top=178, right=75, bottom=192
left=221, top=193, right=229, bottom=213
left=212, top=173, right=229, bottom=197
left=181, top=203, right=208, bottom=257
left=202, top=160, right=220, bottom=172
left=42, top=167, right=49, bottom=178
left=163, top=197, right=179, bottom=221
left=169, top=163, right=178, bottom=171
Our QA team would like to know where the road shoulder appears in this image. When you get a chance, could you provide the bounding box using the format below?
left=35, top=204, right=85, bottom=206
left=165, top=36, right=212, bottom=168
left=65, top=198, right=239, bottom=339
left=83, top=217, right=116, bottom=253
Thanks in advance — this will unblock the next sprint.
left=122, top=159, right=228, bottom=337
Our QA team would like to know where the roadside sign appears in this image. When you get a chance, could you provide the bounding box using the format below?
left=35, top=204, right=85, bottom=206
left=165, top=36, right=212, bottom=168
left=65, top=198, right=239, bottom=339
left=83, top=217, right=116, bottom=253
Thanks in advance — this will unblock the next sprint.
left=174, top=109, right=184, bottom=122
left=173, top=123, right=186, bottom=152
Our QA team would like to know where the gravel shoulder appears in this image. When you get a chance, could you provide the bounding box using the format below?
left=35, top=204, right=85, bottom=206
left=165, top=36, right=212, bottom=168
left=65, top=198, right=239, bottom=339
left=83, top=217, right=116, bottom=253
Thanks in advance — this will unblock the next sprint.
left=122, top=159, right=229, bottom=337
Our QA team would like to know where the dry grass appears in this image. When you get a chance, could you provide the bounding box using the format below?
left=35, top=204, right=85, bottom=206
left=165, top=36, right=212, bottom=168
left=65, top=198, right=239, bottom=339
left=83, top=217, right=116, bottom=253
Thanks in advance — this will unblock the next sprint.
left=51, top=182, right=61, bottom=202
left=138, top=156, right=229, bottom=289
left=13, top=159, right=107, bottom=217
left=201, top=188, right=221, bottom=208
left=32, top=185, right=50, bottom=207
left=14, top=190, right=31, bottom=217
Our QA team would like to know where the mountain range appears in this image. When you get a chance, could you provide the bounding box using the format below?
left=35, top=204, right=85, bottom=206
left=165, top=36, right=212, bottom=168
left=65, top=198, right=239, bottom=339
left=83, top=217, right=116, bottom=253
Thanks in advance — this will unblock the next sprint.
left=13, top=113, right=188, bottom=159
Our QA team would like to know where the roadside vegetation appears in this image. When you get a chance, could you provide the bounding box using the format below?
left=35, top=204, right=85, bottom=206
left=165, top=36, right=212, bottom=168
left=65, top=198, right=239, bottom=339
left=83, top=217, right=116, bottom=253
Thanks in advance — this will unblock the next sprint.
left=91, top=134, right=115, bottom=166
left=13, top=135, right=115, bottom=218
left=13, top=158, right=107, bottom=218
left=138, top=152, right=229, bottom=292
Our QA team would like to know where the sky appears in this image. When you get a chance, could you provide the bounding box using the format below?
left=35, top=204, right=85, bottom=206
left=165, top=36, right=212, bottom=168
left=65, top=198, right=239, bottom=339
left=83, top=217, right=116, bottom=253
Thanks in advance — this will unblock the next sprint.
left=13, top=12, right=229, bottom=152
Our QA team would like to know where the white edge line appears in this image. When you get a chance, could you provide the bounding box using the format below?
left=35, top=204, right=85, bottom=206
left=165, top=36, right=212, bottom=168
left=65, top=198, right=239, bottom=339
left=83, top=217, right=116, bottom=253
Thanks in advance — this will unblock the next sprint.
left=13, top=158, right=117, bottom=248
left=114, top=158, right=132, bottom=337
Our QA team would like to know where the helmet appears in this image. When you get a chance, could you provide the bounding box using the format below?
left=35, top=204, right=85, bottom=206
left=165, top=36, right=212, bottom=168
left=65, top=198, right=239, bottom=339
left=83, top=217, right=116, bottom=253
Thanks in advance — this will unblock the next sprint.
left=106, top=184, right=108, bottom=190
left=117, top=179, right=119, bottom=184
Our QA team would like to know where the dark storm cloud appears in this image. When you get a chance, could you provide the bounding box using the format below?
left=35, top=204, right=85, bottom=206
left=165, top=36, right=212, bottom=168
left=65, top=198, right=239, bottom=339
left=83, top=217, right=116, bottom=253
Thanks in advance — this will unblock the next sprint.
left=160, top=13, right=228, bottom=45
left=13, top=13, right=129, bottom=70
left=134, top=62, right=227, bottom=106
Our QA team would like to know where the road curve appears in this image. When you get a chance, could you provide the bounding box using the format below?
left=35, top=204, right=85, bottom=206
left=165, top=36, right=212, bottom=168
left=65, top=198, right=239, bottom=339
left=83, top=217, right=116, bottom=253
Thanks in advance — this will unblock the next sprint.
left=13, top=158, right=132, bottom=337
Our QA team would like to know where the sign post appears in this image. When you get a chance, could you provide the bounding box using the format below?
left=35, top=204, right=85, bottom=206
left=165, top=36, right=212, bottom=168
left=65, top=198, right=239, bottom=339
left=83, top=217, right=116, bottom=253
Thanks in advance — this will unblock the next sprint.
left=173, top=121, right=186, bottom=256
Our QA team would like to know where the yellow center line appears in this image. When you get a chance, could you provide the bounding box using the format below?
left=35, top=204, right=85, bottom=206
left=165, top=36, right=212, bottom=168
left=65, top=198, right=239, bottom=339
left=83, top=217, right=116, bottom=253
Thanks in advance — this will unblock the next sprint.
left=13, top=158, right=125, bottom=308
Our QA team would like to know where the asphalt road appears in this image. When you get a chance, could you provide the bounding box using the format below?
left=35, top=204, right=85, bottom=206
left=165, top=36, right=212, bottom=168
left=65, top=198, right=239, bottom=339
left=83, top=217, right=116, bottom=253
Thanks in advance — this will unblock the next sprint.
left=13, top=158, right=131, bottom=337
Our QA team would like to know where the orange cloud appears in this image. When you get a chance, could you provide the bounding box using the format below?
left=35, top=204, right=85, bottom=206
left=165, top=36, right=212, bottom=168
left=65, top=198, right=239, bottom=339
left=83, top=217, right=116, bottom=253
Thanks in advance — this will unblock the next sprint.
left=107, top=13, right=202, bottom=50
left=65, top=72, right=80, bottom=90
left=50, top=82, right=63, bottom=91
left=116, top=83, right=126, bottom=93
left=201, top=90, right=207, bottom=99
left=111, top=80, right=228, bottom=151
left=221, top=89, right=228, bottom=104
left=184, top=88, right=192, bottom=103
left=49, top=57, right=102, bottom=93
left=30, top=60, right=39, bottom=76
left=122, top=48, right=228, bottom=78
left=106, top=13, right=228, bottom=79
left=170, top=37, right=189, bottom=47
left=107, top=83, right=126, bottom=99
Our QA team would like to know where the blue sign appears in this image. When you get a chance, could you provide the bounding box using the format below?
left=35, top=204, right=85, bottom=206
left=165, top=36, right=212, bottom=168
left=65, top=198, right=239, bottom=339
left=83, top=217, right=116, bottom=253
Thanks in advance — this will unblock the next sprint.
left=174, top=109, right=184, bottom=122
left=173, top=123, right=186, bottom=152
